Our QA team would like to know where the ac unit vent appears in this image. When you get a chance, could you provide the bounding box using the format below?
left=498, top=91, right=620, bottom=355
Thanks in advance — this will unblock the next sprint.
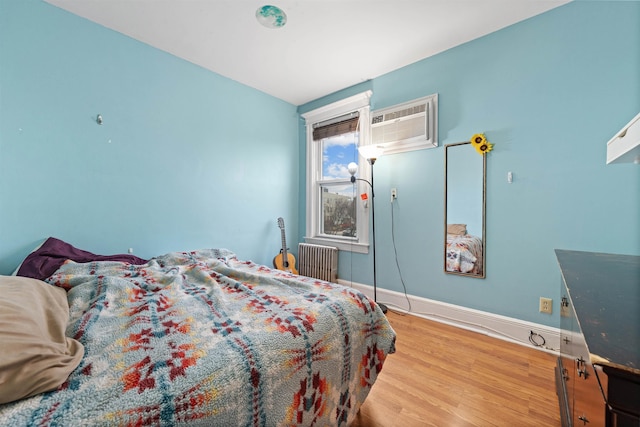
left=372, top=104, right=426, bottom=124
left=370, top=94, right=437, bottom=155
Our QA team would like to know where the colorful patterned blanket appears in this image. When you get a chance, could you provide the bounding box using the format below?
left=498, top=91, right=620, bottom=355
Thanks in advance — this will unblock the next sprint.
left=0, top=249, right=395, bottom=426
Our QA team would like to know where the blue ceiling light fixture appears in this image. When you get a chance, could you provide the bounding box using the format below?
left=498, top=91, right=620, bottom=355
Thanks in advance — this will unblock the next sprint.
left=255, top=5, right=287, bottom=29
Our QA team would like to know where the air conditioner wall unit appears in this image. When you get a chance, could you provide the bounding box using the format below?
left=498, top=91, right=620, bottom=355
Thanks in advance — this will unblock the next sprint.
left=370, top=94, right=438, bottom=155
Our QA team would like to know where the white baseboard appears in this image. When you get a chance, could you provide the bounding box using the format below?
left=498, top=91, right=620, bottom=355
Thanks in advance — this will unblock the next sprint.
left=338, top=279, right=560, bottom=354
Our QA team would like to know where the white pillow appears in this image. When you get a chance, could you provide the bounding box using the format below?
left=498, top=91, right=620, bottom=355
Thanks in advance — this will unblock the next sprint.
left=0, top=275, right=84, bottom=404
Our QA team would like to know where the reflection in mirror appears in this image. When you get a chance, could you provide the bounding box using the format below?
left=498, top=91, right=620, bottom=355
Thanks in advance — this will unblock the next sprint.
left=444, top=142, right=486, bottom=278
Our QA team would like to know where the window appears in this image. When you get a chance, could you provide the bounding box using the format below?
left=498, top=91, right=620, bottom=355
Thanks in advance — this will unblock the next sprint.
left=302, top=91, right=373, bottom=253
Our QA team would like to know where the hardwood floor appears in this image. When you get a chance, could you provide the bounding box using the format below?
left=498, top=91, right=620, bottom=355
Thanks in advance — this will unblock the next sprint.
left=351, top=311, right=561, bottom=427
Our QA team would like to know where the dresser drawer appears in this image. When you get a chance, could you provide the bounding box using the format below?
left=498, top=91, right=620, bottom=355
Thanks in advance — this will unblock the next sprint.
left=604, top=366, right=640, bottom=425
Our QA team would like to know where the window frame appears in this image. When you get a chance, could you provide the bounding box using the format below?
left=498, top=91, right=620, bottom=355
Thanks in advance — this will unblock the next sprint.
left=302, top=90, right=373, bottom=254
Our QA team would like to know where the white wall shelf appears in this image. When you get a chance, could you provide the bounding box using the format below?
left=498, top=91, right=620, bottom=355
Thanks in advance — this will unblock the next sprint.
left=606, top=112, right=640, bottom=164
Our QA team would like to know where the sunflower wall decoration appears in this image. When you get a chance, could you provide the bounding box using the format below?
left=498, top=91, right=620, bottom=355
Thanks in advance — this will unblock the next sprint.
left=470, top=133, right=493, bottom=155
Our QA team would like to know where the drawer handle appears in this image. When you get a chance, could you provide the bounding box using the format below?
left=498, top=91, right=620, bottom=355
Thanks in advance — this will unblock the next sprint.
left=576, top=357, right=589, bottom=379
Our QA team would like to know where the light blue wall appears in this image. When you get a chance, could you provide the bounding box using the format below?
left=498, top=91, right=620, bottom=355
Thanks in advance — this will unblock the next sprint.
left=299, top=1, right=640, bottom=327
left=1, top=1, right=637, bottom=329
left=0, top=0, right=299, bottom=273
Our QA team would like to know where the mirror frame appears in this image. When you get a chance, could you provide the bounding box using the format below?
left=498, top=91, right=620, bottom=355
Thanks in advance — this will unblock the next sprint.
left=444, top=141, right=487, bottom=278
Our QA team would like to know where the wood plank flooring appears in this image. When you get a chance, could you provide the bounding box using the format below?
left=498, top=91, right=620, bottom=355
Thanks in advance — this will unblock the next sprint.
left=351, top=311, right=561, bottom=427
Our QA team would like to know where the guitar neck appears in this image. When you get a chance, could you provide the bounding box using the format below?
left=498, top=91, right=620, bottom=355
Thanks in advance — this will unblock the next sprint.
left=280, top=228, right=289, bottom=265
left=276, top=217, right=296, bottom=272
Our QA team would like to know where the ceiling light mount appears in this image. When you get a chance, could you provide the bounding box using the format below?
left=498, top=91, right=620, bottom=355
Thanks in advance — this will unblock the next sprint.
left=256, top=5, right=287, bottom=29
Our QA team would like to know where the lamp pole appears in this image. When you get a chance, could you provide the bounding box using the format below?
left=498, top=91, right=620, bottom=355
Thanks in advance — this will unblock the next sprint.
left=348, top=158, right=387, bottom=314
left=368, top=158, right=387, bottom=314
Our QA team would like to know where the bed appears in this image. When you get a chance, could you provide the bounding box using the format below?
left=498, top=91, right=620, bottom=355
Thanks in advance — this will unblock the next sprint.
left=0, top=238, right=395, bottom=426
left=445, top=233, right=483, bottom=275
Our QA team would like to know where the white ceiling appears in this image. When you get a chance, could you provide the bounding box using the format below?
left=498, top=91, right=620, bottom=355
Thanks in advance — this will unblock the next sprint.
left=45, top=0, right=570, bottom=106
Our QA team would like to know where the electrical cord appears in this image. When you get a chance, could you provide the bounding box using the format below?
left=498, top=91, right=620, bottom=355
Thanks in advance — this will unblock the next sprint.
left=385, top=301, right=558, bottom=352
left=352, top=190, right=557, bottom=352
left=389, top=198, right=412, bottom=314
left=382, top=192, right=557, bottom=352
left=529, top=330, right=546, bottom=347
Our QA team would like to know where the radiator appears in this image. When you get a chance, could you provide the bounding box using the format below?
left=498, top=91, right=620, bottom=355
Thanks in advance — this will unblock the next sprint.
left=298, top=243, right=338, bottom=282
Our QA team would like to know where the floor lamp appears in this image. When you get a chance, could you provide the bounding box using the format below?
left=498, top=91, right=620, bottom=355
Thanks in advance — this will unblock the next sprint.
left=348, top=145, right=388, bottom=314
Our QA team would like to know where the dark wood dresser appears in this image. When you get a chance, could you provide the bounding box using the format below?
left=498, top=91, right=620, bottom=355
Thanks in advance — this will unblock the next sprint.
left=555, top=250, right=640, bottom=427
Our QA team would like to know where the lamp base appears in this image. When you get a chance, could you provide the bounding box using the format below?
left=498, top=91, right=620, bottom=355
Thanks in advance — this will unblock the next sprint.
left=377, top=302, right=388, bottom=314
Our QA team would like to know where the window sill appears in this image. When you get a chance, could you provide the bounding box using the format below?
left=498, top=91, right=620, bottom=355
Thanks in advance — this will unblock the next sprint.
left=304, top=236, right=369, bottom=254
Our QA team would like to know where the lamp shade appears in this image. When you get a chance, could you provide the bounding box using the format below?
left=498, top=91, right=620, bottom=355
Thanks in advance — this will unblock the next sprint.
left=358, top=145, right=384, bottom=160
left=347, top=162, right=358, bottom=177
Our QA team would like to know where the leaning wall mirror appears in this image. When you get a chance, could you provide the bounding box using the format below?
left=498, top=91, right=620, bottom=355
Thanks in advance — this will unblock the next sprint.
left=444, top=141, right=486, bottom=278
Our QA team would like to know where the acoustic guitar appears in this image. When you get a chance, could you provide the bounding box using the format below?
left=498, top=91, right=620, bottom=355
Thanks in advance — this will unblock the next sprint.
left=273, top=217, right=298, bottom=274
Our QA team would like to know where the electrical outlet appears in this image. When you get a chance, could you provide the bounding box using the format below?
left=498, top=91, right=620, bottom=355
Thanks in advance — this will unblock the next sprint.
left=560, top=296, right=570, bottom=318
left=391, top=188, right=397, bottom=202
left=539, top=297, right=553, bottom=314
